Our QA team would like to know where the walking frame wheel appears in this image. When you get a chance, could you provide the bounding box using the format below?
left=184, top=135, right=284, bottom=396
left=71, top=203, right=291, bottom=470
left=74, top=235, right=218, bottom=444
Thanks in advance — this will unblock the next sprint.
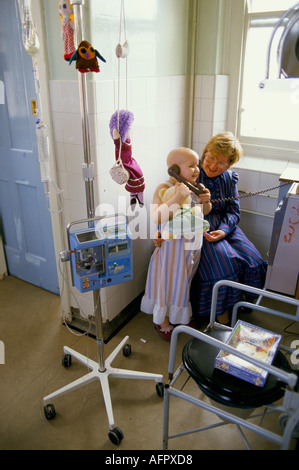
left=108, top=426, right=124, bottom=445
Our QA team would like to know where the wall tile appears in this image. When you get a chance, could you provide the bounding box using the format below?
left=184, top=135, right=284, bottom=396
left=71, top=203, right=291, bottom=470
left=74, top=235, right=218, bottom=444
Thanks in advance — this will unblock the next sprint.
left=64, top=143, right=84, bottom=174
left=212, top=121, right=226, bottom=135
left=198, top=121, right=213, bottom=143
left=214, top=75, right=229, bottom=99
left=201, top=75, right=215, bottom=99
left=259, top=172, right=281, bottom=197
left=49, top=81, right=61, bottom=113
left=213, top=98, right=227, bottom=122
left=54, top=142, right=66, bottom=173
left=256, top=195, right=278, bottom=216
left=194, top=75, right=202, bottom=98
left=60, top=81, right=80, bottom=114
left=67, top=172, right=85, bottom=202
left=172, top=75, right=187, bottom=100
left=237, top=168, right=260, bottom=193
left=61, top=112, right=83, bottom=145
left=200, top=98, right=214, bottom=121
left=95, top=80, right=115, bottom=114
left=51, top=112, right=63, bottom=143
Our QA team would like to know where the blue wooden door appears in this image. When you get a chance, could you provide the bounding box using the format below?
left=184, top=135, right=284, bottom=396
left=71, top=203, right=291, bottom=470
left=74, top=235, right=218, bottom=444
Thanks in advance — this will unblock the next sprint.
left=0, top=0, right=59, bottom=294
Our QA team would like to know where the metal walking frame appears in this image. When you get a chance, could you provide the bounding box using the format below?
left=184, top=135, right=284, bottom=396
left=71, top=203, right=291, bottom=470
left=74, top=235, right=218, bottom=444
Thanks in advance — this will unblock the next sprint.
left=42, top=1, right=163, bottom=445
left=163, top=281, right=299, bottom=450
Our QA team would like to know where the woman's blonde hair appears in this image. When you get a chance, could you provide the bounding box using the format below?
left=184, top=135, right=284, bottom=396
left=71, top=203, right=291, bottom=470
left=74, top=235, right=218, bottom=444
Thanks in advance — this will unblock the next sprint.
left=201, top=132, right=243, bottom=168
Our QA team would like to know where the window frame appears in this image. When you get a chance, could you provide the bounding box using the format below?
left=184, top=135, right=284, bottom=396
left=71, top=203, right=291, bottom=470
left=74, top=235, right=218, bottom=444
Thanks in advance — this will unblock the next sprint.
left=225, top=0, right=299, bottom=162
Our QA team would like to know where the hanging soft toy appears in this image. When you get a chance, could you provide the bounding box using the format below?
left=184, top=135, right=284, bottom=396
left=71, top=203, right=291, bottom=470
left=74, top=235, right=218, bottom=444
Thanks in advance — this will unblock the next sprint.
left=109, top=110, right=145, bottom=207
left=58, top=0, right=75, bottom=61
left=69, top=40, right=106, bottom=73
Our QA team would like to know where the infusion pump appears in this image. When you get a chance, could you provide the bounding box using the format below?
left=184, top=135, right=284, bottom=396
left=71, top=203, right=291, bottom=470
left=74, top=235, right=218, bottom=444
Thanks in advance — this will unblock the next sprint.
left=63, top=215, right=133, bottom=293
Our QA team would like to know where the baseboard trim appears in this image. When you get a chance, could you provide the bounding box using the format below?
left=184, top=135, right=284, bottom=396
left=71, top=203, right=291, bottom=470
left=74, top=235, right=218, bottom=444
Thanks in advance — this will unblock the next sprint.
left=65, top=292, right=144, bottom=344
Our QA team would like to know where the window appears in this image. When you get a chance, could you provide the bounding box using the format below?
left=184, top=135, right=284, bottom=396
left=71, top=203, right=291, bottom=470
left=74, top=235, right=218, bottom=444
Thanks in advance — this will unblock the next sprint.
left=237, top=0, right=299, bottom=158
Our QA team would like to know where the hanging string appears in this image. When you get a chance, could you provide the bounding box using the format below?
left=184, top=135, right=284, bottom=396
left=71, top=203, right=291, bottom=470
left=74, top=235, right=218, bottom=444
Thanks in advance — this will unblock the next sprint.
left=117, top=0, right=129, bottom=120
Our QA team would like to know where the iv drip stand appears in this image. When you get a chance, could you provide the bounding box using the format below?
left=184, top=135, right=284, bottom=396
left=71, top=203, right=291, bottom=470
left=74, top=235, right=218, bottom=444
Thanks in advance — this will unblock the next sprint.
left=43, top=1, right=163, bottom=445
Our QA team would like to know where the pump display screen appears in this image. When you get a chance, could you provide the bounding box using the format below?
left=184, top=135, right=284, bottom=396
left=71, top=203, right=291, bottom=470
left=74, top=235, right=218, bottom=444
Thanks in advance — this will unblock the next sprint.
left=102, top=224, right=127, bottom=238
left=108, top=242, right=130, bottom=255
left=76, top=230, right=102, bottom=243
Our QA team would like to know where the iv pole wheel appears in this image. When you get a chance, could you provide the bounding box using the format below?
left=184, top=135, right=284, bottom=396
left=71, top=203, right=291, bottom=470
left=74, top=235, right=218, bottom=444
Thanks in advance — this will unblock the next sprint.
left=62, top=353, right=72, bottom=367
left=108, top=426, right=124, bottom=445
left=44, top=403, right=56, bottom=420
left=122, top=343, right=131, bottom=357
left=279, top=413, right=299, bottom=438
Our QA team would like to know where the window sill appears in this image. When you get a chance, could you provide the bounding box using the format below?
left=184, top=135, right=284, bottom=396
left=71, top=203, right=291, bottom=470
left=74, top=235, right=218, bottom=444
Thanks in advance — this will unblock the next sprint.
left=234, top=155, right=299, bottom=177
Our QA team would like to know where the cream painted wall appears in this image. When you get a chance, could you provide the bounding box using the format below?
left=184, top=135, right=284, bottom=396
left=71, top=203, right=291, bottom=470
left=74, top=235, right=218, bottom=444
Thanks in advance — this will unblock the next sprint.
left=195, top=0, right=227, bottom=75
left=43, top=0, right=191, bottom=80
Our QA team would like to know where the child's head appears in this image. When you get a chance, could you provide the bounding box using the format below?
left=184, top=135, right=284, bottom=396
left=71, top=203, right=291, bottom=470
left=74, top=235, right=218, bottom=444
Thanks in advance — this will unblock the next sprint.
left=201, top=132, right=242, bottom=168
left=167, top=147, right=199, bottom=185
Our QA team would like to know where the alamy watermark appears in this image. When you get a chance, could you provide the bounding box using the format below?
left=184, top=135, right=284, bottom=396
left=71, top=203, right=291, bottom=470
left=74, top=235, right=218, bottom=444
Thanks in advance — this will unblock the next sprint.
left=0, top=340, right=4, bottom=364
left=291, top=340, right=299, bottom=366
left=94, top=197, right=206, bottom=250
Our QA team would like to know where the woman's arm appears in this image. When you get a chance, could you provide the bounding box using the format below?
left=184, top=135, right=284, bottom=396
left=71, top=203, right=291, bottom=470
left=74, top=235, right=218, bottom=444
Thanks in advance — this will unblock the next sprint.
left=218, top=172, right=240, bottom=235
left=205, top=171, right=240, bottom=243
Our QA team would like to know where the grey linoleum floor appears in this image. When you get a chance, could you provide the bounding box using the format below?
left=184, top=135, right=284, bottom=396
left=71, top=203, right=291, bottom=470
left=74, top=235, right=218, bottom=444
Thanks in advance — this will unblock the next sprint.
left=0, top=275, right=298, bottom=451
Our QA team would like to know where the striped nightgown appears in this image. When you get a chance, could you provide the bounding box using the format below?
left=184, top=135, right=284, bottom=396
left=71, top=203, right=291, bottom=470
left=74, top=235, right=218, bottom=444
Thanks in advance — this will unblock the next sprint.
left=141, top=186, right=203, bottom=326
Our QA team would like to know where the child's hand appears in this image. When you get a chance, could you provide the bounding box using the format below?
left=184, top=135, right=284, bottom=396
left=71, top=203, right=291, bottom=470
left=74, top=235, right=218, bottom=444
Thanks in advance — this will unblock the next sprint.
left=153, top=230, right=163, bottom=248
left=175, top=182, right=190, bottom=201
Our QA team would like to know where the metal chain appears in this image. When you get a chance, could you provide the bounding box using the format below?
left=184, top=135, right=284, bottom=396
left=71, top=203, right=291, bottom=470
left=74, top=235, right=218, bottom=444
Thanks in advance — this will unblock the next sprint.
left=210, top=180, right=295, bottom=204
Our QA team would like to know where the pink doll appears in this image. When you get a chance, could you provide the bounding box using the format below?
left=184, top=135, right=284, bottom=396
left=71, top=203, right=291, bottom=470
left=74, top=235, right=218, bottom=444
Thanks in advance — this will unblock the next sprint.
left=109, top=110, right=145, bottom=207
left=59, top=0, right=75, bottom=61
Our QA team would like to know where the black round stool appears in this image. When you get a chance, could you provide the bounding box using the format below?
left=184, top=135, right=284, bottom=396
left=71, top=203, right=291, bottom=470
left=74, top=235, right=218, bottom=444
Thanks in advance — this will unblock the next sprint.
left=182, top=328, right=291, bottom=412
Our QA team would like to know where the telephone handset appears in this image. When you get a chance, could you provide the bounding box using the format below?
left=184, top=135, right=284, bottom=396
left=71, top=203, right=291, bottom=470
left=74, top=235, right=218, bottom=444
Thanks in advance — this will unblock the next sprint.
left=167, top=164, right=205, bottom=196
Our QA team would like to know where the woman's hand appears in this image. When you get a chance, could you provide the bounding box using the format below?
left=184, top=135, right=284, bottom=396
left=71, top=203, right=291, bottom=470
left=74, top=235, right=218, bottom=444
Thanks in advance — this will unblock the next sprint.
left=199, top=188, right=211, bottom=204
left=199, top=188, right=211, bottom=215
left=204, top=230, right=226, bottom=242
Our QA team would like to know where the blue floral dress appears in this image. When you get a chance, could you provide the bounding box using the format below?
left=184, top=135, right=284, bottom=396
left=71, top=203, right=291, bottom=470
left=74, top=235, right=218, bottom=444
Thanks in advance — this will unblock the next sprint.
left=190, top=168, right=267, bottom=318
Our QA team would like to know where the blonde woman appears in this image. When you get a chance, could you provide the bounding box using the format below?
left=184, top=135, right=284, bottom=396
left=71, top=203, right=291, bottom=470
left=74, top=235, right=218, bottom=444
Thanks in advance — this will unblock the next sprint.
left=190, top=132, right=267, bottom=326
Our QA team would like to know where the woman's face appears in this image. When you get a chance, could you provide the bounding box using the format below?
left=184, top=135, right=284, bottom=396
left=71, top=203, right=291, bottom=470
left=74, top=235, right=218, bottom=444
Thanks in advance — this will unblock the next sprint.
left=202, top=151, right=229, bottom=178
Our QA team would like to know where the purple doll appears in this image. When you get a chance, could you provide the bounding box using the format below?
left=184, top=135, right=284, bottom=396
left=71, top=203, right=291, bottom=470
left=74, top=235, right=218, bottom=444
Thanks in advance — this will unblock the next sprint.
left=109, top=110, right=145, bottom=206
